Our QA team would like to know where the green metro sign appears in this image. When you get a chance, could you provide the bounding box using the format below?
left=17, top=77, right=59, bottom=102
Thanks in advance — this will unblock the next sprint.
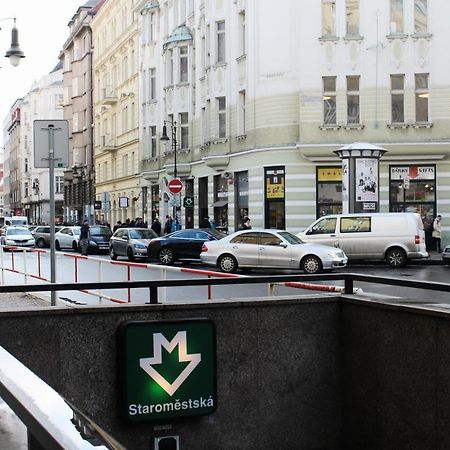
left=118, top=319, right=216, bottom=422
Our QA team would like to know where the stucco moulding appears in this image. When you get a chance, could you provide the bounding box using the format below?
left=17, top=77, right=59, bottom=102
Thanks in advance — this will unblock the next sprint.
left=163, top=163, right=192, bottom=178
left=202, top=156, right=230, bottom=171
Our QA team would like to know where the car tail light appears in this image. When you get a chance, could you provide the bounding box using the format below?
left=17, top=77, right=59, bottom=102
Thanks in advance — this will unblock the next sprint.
left=415, top=235, right=420, bottom=245
left=201, top=243, right=208, bottom=253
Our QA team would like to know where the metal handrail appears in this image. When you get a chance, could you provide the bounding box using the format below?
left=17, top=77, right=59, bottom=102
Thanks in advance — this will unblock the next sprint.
left=1, top=273, right=450, bottom=304
left=0, top=345, right=126, bottom=450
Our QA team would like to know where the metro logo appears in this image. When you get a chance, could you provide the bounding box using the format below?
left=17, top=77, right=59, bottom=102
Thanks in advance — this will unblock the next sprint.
left=118, top=319, right=216, bottom=422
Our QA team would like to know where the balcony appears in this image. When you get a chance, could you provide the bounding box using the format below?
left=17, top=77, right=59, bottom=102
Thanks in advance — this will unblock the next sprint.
left=100, top=87, right=118, bottom=105
left=99, top=135, right=117, bottom=151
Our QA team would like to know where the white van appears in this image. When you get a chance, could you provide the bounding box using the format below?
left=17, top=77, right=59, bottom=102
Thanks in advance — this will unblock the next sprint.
left=298, top=213, right=429, bottom=267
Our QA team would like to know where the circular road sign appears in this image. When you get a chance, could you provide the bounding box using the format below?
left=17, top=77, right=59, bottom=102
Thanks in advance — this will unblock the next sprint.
left=168, top=178, right=183, bottom=194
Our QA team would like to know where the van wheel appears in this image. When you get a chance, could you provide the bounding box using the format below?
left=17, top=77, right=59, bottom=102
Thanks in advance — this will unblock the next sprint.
left=386, top=247, right=407, bottom=268
left=301, top=255, right=323, bottom=274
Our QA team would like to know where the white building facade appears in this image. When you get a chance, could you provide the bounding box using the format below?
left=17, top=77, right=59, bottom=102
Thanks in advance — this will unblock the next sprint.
left=96, top=0, right=449, bottom=244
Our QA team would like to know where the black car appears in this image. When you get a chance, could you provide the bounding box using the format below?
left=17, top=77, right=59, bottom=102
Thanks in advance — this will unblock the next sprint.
left=78, top=225, right=113, bottom=254
left=148, top=228, right=226, bottom=265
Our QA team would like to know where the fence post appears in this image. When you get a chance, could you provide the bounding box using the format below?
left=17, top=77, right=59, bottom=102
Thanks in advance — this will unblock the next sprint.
left=23, top=248, right=27, bottom=285
left=208, top=275, right=212, bottom=300
left=0, top=246, right=4, bottom=285
left=344, top=276, right=354, bottom=294
left=268, top=283, right=275, bottom=296
left=149, top=286, right=158, bottom=304
left=98, top=259, right=103, bottom=305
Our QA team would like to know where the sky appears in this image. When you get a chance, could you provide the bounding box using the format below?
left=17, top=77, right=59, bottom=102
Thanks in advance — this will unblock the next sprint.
left=0, top=0, right=82, bottom=144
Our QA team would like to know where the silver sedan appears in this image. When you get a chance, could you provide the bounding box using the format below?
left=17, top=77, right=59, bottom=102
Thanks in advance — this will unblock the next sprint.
left=200, top=229, right=348, bottom=274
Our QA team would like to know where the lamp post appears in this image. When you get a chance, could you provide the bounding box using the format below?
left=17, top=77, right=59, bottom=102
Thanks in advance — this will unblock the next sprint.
left=72, top=164, right=86, bottom=223
left=1, top=18, right=25, bottom=66
left=160, top=120, right=179, bottom=221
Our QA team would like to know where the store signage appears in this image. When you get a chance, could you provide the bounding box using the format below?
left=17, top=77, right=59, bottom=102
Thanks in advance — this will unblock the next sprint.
left=118, top=319, right=216, bottom=422
left=94, top=201, right=102, bottom=210
left=265, top=167, right=285, bottom=199
left=363, top=202, right=376, bottom=210
left=119, top=196, right=129, bottom=208
left=317, top=167, right=342, bottom=182
left=183, top=196, right=194, bottom=208
left=390, top=165, right=435, bottom=180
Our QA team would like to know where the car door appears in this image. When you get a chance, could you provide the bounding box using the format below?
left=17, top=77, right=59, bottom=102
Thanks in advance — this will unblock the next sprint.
left=257, top=232, right=291, bottom=268
left=228, top=232, right=261, bottom=266
left=57, top=228, right=71, bottom=248
left=117, top=230, right=128, bottom=256
left=167, top=230, right=195, bottom=258
left=302, top=217, right=338, bottom=247
left=337, top=216, right=372, bottom=258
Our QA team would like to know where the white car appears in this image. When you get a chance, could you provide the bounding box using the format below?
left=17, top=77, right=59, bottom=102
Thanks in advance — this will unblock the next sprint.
left=0, top=226, right=35, bottom=248
left=200, top=229, right=348, bottom=274
left=54, top=226, right=81, bottom=251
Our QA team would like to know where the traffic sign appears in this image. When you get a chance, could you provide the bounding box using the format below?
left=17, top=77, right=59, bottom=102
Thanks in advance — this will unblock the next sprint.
left=168, top=179, right=183, bottom=194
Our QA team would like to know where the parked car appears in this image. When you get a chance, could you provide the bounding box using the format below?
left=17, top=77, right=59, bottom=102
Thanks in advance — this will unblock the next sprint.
left=148, top=228, right=226, bottom=265
left=200, top=229, right=347, bottom=274
left=0, top=226, right=35, bottom=248
left=33, top=226, right=62, bottom=248
left=55, top=226, right=80, bottom=251
left=442, top=245, right=450, bottom=265
left=297, top=212, right=429, bottom=268
left=109, top=228, right=159, bottom=261
left=78, top=225, right=113, bottom=254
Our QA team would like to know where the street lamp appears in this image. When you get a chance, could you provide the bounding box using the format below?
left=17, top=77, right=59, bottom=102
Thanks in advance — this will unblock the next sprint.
left=2, top=18, right=25, bottom=66
left=161, top=119, right=179, bottom=222
left=72, top=164, right=86, bottom=223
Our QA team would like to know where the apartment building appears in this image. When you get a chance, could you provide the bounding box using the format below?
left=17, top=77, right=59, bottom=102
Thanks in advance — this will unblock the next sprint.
left=92, top=0, right=449, bottom=239
left=91, top=0, right=140, bottom=226
left=60, top=0, right=102, bottom=225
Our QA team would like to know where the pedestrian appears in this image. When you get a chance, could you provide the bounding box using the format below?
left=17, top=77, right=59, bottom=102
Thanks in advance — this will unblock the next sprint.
left=164, top=215, right=173, bottom=234
left=432, top=214, right=442, bottom=252
left=80, top=220, right=90, bottom=256
left=151, top=217, right=162, bottom=235
left=200, top=216, right=212, bottom=228
left=241, top=216, right=252, bottom=230
left=113, top=220, right=122, bottom=232
left=171, top=216, right=181, bottom=232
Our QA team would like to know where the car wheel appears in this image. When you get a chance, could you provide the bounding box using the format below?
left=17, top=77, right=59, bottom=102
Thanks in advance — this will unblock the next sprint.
left=158, top=247, right=175, bottom=265
left=127, top=247, right=135, bottom=262
left=301, top=255, right=323, bottom=274
left=385, top=247, right=407, bottom=268
left=110, top=246, right=117, bottom=260
left=218, top=254, right=238, bottom=273
left=36, top=238, right=45, bottom=248
left=55, top=240, right=61, bottom=251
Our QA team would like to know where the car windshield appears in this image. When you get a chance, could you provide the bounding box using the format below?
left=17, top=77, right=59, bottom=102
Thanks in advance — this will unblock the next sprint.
left=7, top=228, right=31, bottom=236
left=279, top=231, right=304, bottom=245
left=207, top=229, right=226, bottom=239
left=11, top=219, right=27, bottom=226
left=129, top=229, right=156, bottom=239
left=90, top=226, right=112, bottom=237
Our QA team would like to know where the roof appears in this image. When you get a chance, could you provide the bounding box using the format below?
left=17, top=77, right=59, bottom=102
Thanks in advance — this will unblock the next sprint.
left=164, top=25, right=193, bottom=49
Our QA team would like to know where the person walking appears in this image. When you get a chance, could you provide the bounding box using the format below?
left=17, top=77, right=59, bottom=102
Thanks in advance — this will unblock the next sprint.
left=79, top=220, right=90, bottom=256
left=151, top=217, right=162, bottom=235
left=200, top=216, right=212, bottom=228
left=164, top=215, right=173, bottom=234
left=241, top=216, right=252, bottom=230
left=432, top=214, right=442, bottom=252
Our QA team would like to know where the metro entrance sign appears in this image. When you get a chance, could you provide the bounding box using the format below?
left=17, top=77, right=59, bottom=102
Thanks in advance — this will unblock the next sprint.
left=118, top=319, right=217, bottom=422
left=168, top=178, right=183, bottom=194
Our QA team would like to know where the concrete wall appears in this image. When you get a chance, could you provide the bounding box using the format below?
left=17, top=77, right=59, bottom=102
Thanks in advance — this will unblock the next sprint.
left=0, top=297, right=340, bottom=450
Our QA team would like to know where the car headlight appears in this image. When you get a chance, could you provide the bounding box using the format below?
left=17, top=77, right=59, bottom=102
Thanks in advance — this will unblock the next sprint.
left=5, top=239, right=15, bottom=245
left=328, top=251, right=343, bottom=259
left=28, top=239, right=35, bottom=243
left=89, top=240, right=97, bottom=246
left=134, top=243, right=146, bottom=249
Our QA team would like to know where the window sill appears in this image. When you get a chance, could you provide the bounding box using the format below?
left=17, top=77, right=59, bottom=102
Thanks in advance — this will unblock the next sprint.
left=319, top=36, right=339, bottom=43
left=164, top=85, right=175, bottom=90
left=411, top=122, right=433, bottom=129
left=319, top=125, right=340, bottom=130
left=411, top=33, right=432, bottom=41
left=212, top=138, right=228, bottom=144
left=236, top=134, right=247, bottom=141
left=236, top=54, right=247, bottom=63
left=343, top=35, right=364, bottom=42
left=179, top=148, right=190, bottom=154
left=176, top=82, right=190, bottom=88
left=386, top=33, right=409, bottom=41
left=213, top=62, right=228, bottom=69
left=343, top=124, right=365, bottom=130
left=387, top=122, right=409, bottom=129
left=143, top=157, right=158, bottom=163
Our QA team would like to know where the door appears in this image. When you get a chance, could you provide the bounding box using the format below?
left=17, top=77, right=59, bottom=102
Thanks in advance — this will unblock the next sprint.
left=228, top=232, right=260, bottom=266
left=257, top=232, right=291, bottom=268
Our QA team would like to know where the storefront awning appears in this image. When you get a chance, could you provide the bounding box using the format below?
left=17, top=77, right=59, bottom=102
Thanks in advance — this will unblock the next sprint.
left=210, top=200, right=228, bottom=208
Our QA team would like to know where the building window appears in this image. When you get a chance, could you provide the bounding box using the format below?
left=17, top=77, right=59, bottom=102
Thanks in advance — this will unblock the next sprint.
left=168, top=49, right=174, bottom=85
left=391, top=74, right=405, bottom=124
left=149, top=12, right=155, bottom=41
left=217, top=97, right=226, bottom=138
left=56, top=176, right=64, bottom=194
left=122, top=55, right=128, bottom=81
left=414, top=0, right=428, bottom=34
left=122, top=106, right=128, bottom=133
left=322, top=0, right=336, bottom=37
left=150, top=126, right=157, bottom=157
left=179, top=46, right=188, bottom=83
left=216, top=21, right=226, bottom=63
left=123, top=154, right=129, bottom=177
left=347, top=76, right=360, bottom=124
left=238, top=11, right=246, bottom=55
left=150, top=68, right=156, bottom=100
left=323, top=76, right=337, bottom=125
left=24, top=158, right=28, bottom=172
left=180, top=112, right=189, bottom=149
left=24, top=182, right=28, bottom=198
left=415, top=73, right=429, bottom=122
left=346, top=0, right=359, bottom=36
left=235, top=171, right=248, bottom=230
left=238, top=90, right=246, bottom=135
left=390, top=0, right=404, bottom=34
left=317, top=167, right=343, bottom=217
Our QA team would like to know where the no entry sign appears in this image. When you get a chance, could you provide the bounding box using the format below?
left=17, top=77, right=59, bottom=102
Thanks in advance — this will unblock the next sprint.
left=168, top=179, right=183, bottom=194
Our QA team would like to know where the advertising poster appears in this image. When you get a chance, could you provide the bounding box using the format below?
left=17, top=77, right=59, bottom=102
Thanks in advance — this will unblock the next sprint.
left=265, top=168, right=285, bottom=199
left=355, top=158, right=378, bottom=202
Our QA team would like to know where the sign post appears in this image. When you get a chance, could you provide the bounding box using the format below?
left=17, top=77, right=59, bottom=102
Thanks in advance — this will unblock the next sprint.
left=168, top=179, right=183, bottom=222
left=33, top=120, right=69, bottom=306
